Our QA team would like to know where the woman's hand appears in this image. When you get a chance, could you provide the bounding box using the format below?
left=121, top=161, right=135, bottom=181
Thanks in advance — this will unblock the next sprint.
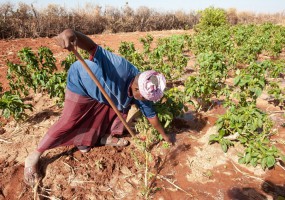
left=163, top=133, right=175, bottom=145
left=147, top=116, right=175, bottom=145
left=54, top=29, right=77, bottom=51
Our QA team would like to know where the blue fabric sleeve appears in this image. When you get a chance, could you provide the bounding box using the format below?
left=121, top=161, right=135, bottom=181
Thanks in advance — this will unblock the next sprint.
left=135, top=100, right=156, bottom=118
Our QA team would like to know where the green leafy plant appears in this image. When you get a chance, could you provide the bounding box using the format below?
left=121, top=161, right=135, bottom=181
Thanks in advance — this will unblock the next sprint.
left=46, top=72, right=67, bottom=106
left=104, top=46, right=115, bottom=52
left=265, top=60, right=285, bottom=78
left=140, top=34, right=153, bottom=54
left=209, top=102, right=284, bottom=170
left=133, top=87, right=187, bottom=198
left=38, top=47, right=57, bottom=73
left=7, top=47, right=57, bottom=96
left=155, top=87, right=188, bottom=128
left=61, top=49, right=89, bottom=71
left=185, top=52, right=228, bottom=111
left=0, top=91, right=32, bottom=120
left=191, top=26, right=233, bottom=58
left=195, top=7, right=228, bottom=31
left=118, top=41, right=146, bottom=68
left=209, top=60, right=284, bottom=170
left=238, top=139, right=283, bottom=170
left=233, top=62, right=267, bottom=103
left=119, top=34, right=189, bottom=81
left=267, top=82, right=285, bottom=108
left=134, top=87, right=187, bottom=148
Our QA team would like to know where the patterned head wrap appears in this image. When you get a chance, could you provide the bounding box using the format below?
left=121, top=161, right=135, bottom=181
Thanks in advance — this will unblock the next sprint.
left=138, top=70, right=166, bottom=102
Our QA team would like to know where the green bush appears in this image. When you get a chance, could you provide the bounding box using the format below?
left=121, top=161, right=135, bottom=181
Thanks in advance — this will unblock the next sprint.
left=195, top=7, right=228, bottom=31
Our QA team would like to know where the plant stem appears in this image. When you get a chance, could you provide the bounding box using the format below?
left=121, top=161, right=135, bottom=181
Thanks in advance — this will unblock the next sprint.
left=145, top=150, right=148, bottom=188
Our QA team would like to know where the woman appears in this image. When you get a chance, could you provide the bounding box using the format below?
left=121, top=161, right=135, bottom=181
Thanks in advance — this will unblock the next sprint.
left=24, top=29, right=173, bottom=186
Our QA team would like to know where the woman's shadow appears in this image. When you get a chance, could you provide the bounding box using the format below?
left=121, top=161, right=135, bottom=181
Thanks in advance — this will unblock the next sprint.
left=36, top=146, right=78, bottom=194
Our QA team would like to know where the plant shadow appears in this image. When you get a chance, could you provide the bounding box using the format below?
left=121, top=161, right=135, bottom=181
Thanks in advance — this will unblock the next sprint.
left=172, top=111, right=208, bottom=134
left=26, top=109, right=61, bottom=124
left=227, top=181, right=285, bottom=200
left=148, top=143, right=192, bottom=196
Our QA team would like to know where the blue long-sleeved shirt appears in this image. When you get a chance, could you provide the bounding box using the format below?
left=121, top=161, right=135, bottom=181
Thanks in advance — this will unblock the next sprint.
left=67, top=46, right=156, bottom=118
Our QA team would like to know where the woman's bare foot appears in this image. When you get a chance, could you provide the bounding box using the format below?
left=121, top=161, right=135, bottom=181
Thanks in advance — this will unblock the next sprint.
left=24, top=151, right=42, bottom=186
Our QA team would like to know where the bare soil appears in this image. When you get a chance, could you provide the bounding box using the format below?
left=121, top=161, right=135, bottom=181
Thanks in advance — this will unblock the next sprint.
left=0, top=30, right=284, bottom=200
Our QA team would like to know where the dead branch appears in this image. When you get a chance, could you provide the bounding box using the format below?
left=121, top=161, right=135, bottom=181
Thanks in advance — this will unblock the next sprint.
left=38, top=194, right=61, bottom=200
left=230, top=161, right=274, bottom=187
left=157, top=175, right=193, bottom=196
left=277, top=160, right=285, bottom=172
left=0, top=138, right=12, bottom=143
left=268, top=111, right=285, bottom=115
left=33, top=180, right=39, bottom=200
left=71, top=180, right=95, bottom=184
left=62, top=161, right=75, bottom=176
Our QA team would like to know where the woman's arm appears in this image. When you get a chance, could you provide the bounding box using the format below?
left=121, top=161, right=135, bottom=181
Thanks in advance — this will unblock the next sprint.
left=55, top=29, right=97, bottom=55
left=148, top=116, right=173, bottom=144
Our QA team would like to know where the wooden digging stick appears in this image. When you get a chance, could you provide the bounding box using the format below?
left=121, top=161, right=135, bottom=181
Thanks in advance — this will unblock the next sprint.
left=72, top=48, right=136, bottom=137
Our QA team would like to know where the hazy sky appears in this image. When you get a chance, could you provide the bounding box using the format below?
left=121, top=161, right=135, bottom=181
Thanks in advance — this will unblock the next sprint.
left=2, top=0, right=285, bottom=14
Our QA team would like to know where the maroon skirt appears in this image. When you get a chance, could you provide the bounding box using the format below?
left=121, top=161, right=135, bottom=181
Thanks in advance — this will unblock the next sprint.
left=37, top=89, right=126, bottom=152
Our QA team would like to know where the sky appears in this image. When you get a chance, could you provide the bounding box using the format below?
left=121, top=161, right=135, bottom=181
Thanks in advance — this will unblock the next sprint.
left=1, top=0, right=285, bottom=14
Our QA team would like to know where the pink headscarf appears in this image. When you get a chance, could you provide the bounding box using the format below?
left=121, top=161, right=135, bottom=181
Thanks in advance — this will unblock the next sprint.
left=138, top=70, right=166, bottom=102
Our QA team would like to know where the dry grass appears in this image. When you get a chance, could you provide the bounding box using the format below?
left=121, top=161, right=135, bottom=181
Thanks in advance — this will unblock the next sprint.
left=0, top=2, right=284, bottom=39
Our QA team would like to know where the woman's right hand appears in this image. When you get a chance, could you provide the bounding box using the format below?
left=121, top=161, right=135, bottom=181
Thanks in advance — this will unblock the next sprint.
left=163, top=133, right=175, bottom=146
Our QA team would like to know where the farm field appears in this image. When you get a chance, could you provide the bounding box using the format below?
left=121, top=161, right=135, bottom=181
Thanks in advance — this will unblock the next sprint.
left=0, top=27, right=285, bottom=200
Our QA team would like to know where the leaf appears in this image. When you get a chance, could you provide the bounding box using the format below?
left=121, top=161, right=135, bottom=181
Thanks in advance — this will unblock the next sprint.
left=218, top=129, right=226, bottom=137
left=238, top=137, right=247, bottom=144
left=245, top=153, right=251, bottom=164
left=255, top=88, right=262, bottom=97
left=266, top=156, right=275, bottom=168
left=209, top=134, right=219, bottom=143
left=238, top=157, right=245, bottom=164
left=261, top=158, right=267, bottom=170
left=164, top=120, right=171, bottom=128
left=233, top=76, right=240, bottom=85
left=252, top=157, right=259, bottom=166
left=221, top=142, right=228, bottom=153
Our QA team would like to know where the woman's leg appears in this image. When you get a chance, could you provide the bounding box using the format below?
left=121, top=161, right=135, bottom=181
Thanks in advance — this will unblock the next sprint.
left=24, top=89, right=120, bottom=185
left=24, top=90, right=97, bottom=186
